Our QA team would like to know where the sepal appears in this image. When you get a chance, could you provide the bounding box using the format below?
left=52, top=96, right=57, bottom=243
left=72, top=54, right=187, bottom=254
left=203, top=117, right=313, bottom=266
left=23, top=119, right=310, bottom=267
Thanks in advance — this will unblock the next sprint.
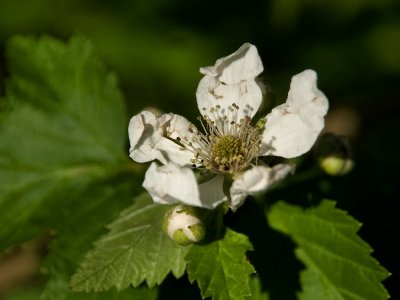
left=163, top=205, right=206, bottom=246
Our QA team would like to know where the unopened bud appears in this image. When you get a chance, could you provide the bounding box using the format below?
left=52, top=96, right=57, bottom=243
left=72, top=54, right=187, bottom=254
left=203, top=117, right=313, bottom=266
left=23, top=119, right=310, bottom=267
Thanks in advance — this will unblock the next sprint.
left=319, top=156, right=354, bottom=176
left=163, top=205, right=205, bottom=246
left=255, top=118, right=266, bottom=130
left=315, top=133, right=354, bottom=176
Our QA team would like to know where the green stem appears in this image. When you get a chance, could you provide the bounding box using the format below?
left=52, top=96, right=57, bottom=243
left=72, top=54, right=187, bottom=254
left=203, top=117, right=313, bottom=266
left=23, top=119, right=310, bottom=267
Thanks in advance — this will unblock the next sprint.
left=271, top=165, right=323, bottom=192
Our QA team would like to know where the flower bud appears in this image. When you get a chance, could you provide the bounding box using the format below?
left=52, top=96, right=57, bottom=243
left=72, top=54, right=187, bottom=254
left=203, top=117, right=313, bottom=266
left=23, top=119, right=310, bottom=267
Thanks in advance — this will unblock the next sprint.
left=315, top=133, right=354, bottom=176
left=163, top=205, right=205, bottom=246
left=319, top=156, right=354, bottom=176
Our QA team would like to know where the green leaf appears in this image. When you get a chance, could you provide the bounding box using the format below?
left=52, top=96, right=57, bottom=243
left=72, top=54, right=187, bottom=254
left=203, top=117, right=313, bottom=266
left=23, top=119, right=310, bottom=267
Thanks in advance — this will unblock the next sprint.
left=267, top=200, right=390, bottom=300
left=2, top=288, right=43, bottom=300
left=186, top=228, right=255, bottom=300
left=0, top=35, right=138, bottom=251
left=40, top=180, right=141, bottom=300
left=43, top=278, right=157, bottom=300
left=69, top=193, right=188, bottom=292
left=247, top=277, right=269, bottom=300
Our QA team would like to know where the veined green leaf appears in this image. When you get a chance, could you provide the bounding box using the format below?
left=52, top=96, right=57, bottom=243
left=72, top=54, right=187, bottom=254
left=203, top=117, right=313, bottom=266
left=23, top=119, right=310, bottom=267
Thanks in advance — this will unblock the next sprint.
left=267, top=200, right=390, bottom=300
left=40, top=180, right=149, bottom=300
left=69, top=193, right=188, bottom=292
left=43, top=279, right=157, bottom=300
left=0, top=35, right=138, bottom=251
left=186, top=228, right=255, bottom=300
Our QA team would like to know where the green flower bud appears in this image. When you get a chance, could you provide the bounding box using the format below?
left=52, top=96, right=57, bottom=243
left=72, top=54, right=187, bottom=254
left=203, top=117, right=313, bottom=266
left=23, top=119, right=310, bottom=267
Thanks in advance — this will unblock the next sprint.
left=163, top=205, right=205, bottom=246
left=319, top=156, right=354, bottom=176
left=255, top=118, right=266, bottom=130
left=315, top=133, right=354, bottom=176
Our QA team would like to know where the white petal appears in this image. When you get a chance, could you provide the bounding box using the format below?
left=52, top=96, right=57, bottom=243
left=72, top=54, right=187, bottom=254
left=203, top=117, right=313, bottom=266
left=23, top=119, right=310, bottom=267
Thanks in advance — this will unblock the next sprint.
left=128, top=111, right=194, bottom=166
left=200, top=43, right=263, bottom=85
left=230, top=164, right=294, bottom=210
left=196, top=43, right=264, bottom=121
left=128, top=111, right=146, bottom=149
left=143, top=163, right=225, bottom=209
left=165, top=114, right=198, bottom=144
left=261, top=70, right=329, bottom=158
left=143, top=162, right=202, bottom=206
left=128, top=111, right=166, bottom=163
left=161, top=114, right=200, bottom=165
left=198, top=175, right=227, bottom=209
left=157, top=138, right=195, bottom=166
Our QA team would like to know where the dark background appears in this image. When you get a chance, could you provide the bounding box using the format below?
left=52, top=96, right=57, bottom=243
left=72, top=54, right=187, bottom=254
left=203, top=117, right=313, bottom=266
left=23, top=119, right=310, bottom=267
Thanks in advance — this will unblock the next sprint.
left=0, top=0, right=399, bottom=298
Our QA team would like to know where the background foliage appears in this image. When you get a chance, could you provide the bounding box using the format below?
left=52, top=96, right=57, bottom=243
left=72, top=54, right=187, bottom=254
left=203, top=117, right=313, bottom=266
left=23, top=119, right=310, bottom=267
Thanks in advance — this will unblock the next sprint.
left=0, top=0, right=399, bottom=299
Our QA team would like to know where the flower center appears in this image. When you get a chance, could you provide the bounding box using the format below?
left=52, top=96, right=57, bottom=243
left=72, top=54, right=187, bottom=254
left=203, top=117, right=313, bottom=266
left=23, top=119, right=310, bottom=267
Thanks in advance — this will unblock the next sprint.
left=178, top=103, right=262, bottom=174
left=210, top=135, right=245, bottom=171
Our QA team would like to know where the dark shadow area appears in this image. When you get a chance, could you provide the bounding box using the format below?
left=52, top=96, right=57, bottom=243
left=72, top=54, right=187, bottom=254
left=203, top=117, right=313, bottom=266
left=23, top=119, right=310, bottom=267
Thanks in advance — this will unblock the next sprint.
left=227, top=200, right=303, bottom=300
left=158, top=273, right=201, bottom=300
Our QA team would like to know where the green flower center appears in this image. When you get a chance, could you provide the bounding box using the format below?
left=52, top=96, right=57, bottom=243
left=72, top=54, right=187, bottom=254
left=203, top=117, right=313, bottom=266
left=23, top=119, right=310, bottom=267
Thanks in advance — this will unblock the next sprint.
left=211, top=135, right=245, bottom=170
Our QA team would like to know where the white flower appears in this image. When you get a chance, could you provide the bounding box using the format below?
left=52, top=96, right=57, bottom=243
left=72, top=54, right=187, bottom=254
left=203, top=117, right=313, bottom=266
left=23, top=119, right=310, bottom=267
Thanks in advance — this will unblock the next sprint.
left=128, top=43, right=329, bottom=210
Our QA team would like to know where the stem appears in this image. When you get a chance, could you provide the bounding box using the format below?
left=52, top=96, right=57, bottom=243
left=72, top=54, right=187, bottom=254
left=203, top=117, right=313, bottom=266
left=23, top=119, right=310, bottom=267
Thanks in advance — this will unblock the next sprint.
left=271, top=165, right=323, bottom=192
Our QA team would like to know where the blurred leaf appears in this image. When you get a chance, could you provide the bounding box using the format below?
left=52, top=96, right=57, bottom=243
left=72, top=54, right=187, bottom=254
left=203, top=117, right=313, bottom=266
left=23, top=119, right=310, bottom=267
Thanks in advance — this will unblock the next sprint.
left=267, top=200, right=390, bottom=300
left=40, top=180, right=145, bottom=300
left=70, top=193, right=188, bottom=292
left=6, top=35, right=127, bottom=147
left=186, top=228, right=255, bottom=300
left=367, top=23, right=400, bottom=73
left=2, top=288, right=43, bottom=300
left=0, top=35, right=137, bottom=252
left=248, top=277, right=269, bottom=300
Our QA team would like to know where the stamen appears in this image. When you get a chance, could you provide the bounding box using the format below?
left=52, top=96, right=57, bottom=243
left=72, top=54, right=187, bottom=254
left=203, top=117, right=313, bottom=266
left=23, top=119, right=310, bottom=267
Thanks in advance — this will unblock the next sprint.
left=173, top=105, right=262, bottom=174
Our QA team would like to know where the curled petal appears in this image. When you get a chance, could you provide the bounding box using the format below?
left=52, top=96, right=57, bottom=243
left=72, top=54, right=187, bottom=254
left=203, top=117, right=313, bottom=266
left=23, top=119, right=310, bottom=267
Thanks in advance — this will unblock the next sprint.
left=230, top=164, right=294, bottom=210
left=128, top=111, right=167, bottom=163
left=261, top=69, right=329, bottom=158
left=143, top=163, right=226, bottom=209
left=196, top=43, right=264, bottom=120
left=128, top=111, right=194, bottom=166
